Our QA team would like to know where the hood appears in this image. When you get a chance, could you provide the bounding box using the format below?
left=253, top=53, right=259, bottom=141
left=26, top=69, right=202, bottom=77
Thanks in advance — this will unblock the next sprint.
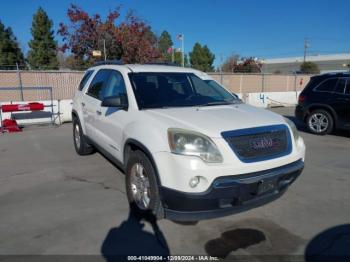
left=143, top=104, right=286, bottom=138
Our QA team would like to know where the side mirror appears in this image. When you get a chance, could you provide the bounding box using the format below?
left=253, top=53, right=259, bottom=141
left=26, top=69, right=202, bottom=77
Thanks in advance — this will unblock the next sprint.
left=101, top=95, right=128, bottom=110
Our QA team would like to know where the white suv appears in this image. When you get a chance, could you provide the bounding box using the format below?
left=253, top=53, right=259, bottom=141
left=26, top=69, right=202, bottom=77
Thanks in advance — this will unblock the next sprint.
left=72, top=62, right=305, bottom=221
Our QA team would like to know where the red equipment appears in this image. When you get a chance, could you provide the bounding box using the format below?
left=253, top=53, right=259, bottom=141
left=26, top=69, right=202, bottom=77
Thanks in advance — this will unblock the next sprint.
left=1, top=102, right=44, bottom=112
left=0, top=119, right=22, bottom=133
left=0, top=102, right=45, bottom=133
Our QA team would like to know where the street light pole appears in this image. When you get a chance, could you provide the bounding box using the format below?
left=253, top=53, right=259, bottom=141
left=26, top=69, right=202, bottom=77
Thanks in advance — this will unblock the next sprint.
left=303, top=38, right=309, bottom=63
left=181, top=34, right=185, bottom=67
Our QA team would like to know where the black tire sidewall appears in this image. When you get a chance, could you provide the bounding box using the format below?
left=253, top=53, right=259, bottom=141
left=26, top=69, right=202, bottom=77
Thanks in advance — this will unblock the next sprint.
left=306, top=110, right=333, bottom=135
left=125, top=150, right=163, bottom=219
left=73, top=117, right=83, bottom=154
left=73, top=117, right=94, bottom=155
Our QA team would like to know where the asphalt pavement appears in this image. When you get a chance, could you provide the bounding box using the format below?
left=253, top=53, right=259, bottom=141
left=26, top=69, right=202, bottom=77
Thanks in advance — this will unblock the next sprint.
left=0, top=107, right=349, bottom=261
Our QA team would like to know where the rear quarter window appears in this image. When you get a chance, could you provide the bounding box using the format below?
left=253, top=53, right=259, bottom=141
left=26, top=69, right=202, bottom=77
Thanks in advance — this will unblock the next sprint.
left=314, top=78, right=338, bottom=93
left=334, top=78, right=347, bottom=94
left=78, top=70, right=94, bottom=91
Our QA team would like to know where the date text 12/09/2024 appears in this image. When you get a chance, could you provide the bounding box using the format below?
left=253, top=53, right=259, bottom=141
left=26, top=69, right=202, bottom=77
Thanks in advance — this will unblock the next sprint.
left=127, top=255, right=219, bottom=261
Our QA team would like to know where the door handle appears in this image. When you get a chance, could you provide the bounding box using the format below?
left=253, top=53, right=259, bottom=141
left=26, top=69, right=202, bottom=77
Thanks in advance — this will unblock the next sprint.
left=96, top=110, right=102, bottom=115
left=81, top=102, right=86, bottom=107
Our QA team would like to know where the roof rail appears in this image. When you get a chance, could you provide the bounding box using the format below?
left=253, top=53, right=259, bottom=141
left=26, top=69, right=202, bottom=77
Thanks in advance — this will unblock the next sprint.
left=323, top=71, right=350, bottom=76
left=144, top=61, right=179, bottom=66
left=93, top=60, right=124, bottom=66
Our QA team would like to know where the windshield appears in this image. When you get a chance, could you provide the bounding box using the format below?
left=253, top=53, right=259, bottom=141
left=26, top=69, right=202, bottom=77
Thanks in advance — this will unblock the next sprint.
left=129, top=72, right=237, bottom=109
left=204, top=79, right=240, bottom=100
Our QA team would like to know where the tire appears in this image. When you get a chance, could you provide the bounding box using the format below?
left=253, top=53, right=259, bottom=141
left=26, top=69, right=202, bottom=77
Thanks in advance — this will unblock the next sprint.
left=306, top=109, right=334, bottom=135
left=125, top=150, right=164, bottom=220
left=73, top=117, right=95, bottom=155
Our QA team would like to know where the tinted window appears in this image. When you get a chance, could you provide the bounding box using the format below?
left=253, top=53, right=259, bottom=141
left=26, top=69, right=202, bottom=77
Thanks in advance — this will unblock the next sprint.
left=191, top=76, right=219, bottom=97
left=78, top=70, right=94, bottom=91
left=334, top=78, right=346, bottom=94
left=345, top=79, right=350, bottom=95
left=102, top=70, right=127, bottom=99
left=129, top=72, right=237, bottom=109
left=315, top=78, right=337, bottom=92
left=87, top=69, right=111, bottom=100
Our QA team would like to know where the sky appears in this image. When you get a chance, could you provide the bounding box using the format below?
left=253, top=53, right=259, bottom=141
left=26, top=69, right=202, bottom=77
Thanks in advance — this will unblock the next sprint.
left=0, top=0, right=350, bottom=66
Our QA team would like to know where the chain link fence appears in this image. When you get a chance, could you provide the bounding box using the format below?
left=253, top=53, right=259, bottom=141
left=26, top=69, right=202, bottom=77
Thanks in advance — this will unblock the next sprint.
left=0, top=70, right=84, bottom=102
left=0, top=69, right=312, bottom=102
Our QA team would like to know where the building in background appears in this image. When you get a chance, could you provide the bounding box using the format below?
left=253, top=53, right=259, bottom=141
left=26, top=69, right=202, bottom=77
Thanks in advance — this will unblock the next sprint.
left=262, top=53, right=350, bottom=74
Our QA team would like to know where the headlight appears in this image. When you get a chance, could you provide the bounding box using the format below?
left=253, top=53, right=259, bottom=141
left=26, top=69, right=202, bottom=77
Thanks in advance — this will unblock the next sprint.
left=284, top=117, right=300, bottom=141
left=167, top=128, right=223, bottom=163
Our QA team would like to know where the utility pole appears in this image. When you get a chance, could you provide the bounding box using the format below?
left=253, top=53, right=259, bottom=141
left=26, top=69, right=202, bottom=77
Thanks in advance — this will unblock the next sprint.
left=16, top=63, right=24, bottom=101
left=303, top=38, right=309, bottom=63
left=220, top=54, right=223, bottom=84
left=171, top=46, right=175, bottom=63
left=103, top=39, right=107, bottom=61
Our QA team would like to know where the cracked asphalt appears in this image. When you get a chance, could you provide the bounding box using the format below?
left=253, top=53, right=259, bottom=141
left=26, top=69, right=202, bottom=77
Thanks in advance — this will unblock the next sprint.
left=0, top=107, right=349, bottom=260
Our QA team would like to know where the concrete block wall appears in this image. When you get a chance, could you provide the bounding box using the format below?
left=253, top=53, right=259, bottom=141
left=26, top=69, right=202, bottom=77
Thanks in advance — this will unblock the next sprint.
left=1, top=92, right=300, bottom=127
left=0, top=99, right=72, bottom=127
left=240, top=91, right=301, bottom=108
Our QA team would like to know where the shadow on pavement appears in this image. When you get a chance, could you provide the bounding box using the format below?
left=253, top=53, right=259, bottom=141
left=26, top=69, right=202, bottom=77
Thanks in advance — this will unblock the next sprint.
left=101, top=204, right=170, bottom=262
left=305, top=224, right=350, bottom=262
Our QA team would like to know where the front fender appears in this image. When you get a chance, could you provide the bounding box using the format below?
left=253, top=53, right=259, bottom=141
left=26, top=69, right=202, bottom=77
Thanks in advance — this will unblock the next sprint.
left=122, top=121, right=170, bottom=155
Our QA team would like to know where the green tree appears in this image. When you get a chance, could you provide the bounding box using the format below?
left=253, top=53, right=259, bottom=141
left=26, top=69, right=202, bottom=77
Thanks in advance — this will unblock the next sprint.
left=158, top=31, right=173, bottom=58
left=0, top=20, right=25, bottom=69
left=300, top=61, right=320, bottom=74
left=189, top=43, right=215, bottom=72
left=28, top=7, right=58, bottom=69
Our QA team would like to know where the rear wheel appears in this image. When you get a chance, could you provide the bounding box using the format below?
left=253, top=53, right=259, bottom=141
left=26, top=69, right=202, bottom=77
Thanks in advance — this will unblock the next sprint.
left=73, top=117, right=95, bottom=155
left=126, top=150, right=164, bottom=219
left=306, top=109, right=333, bottom=135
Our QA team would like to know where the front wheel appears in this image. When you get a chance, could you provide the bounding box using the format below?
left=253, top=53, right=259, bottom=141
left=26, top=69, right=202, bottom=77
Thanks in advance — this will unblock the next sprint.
left=73, top=117, right=95, bottom=155
left=306, top=109, right=333, bottom=135
left=125, top=150, right=164, bottom=219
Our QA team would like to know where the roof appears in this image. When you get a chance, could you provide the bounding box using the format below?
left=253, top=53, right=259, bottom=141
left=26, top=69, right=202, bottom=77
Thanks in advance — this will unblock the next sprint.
left=317, top=71, right=350, bottom=77
left=89, top=63, right=213, bottom=80
left=126, top=64, right=193, bottom=72
left=264, top=53, right=350, bottom=64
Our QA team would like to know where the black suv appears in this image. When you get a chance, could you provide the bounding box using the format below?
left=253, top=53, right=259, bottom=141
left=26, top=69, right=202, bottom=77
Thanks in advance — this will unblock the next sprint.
left=295, top=72, right=350, bottom=135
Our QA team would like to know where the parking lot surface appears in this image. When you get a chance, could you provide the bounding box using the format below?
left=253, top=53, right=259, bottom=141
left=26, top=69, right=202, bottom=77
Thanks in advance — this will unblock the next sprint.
left=0, top=107, right=349, bottom=259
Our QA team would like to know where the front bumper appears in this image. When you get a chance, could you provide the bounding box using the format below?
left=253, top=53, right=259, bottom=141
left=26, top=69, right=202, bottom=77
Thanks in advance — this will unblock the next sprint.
left=161, top=159, right=304, bottom=221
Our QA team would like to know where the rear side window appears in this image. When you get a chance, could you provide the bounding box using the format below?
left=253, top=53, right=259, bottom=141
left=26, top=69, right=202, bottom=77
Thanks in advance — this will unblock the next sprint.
left=314, top=78, right=337, bottom=92
left=345, top=79, right=350, bottom=95
left=86, top=69, right=111, bottom=100
left=334, top=78, right=346, bottom=94
left=78, top=70, right=94, bottom=91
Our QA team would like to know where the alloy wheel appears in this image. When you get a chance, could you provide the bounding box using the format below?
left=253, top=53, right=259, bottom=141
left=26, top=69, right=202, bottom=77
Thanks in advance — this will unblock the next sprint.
left=130, top=163, right=151, bottom=210
left=74, top=124, right=81, bottom=150
left=308, top=113, right=329, bottom=133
